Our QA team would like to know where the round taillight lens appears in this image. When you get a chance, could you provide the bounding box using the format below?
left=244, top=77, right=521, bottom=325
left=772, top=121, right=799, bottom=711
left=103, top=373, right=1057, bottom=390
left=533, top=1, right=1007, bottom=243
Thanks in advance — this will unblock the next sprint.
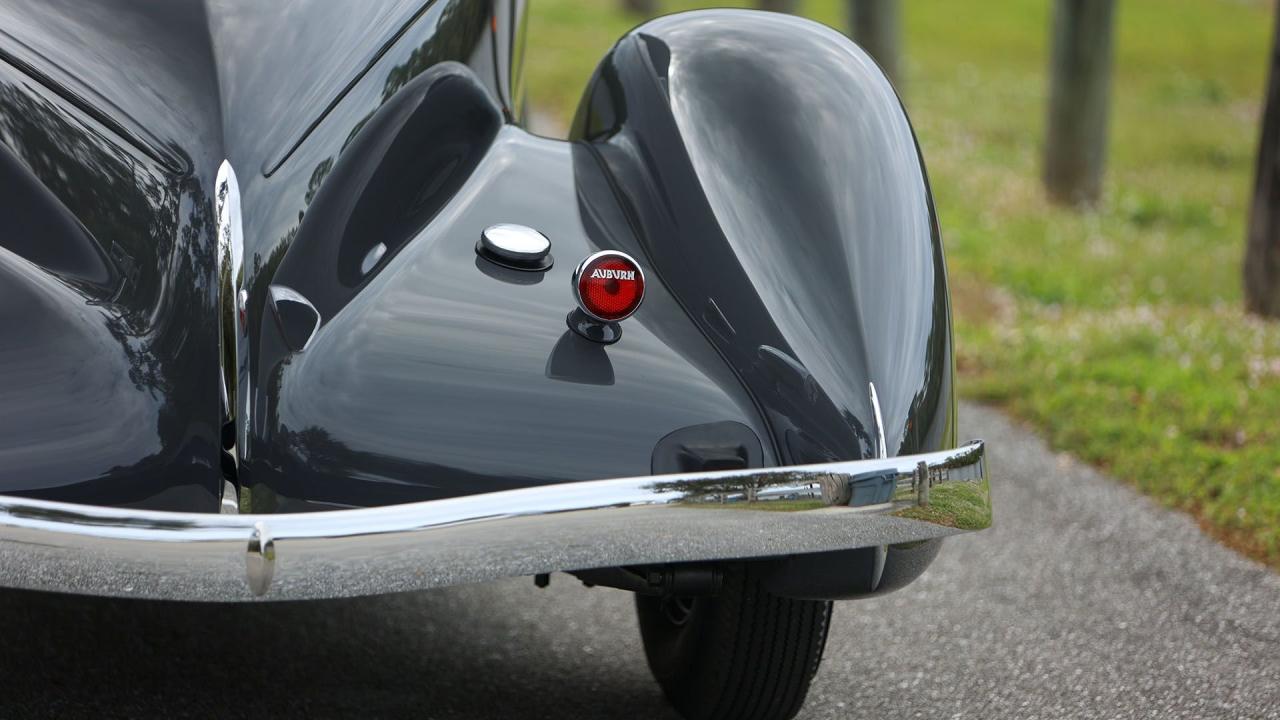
left=573, top=251, right=645, bottom=322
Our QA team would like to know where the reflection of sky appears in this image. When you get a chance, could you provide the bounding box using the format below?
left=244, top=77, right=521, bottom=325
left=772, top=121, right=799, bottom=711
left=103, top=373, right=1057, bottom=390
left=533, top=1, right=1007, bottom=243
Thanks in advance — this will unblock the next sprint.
left=655, top=12, right=934, bottom=450
left=217, top=162, right=243, bottom=284
left=0, top=0, right=462, bottom=284
left=208, top=0, right=428, bottom=172
left=0, top=248, right=160, bottom=487
left=0, top=0, right=222, bottom=158
left=276, top=134, right=755, bottom=481
left=231, top=1, right=454, bottom=291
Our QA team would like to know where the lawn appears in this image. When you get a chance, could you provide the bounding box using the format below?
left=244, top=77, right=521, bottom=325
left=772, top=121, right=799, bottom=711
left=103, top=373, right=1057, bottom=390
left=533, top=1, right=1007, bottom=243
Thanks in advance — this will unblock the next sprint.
left=895, top=480, right=993, bottom=532
left=522, top=0, right=1280, bottom=568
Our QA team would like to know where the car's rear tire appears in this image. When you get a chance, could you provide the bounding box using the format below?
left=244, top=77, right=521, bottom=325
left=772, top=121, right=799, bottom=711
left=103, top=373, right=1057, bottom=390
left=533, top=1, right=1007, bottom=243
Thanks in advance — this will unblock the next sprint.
left=635, top=562, right=832, bottom=720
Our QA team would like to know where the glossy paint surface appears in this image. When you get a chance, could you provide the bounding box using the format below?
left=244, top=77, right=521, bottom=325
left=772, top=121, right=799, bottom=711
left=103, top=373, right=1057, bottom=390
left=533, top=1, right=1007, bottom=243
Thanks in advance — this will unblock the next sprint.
left=0, top=1, right=221, bottom=509
left=0, top=0, right=500, bottom=509
left=247, top=129, right=771, bottom=511
left=0, top=3, right=954, bottom=521
left=573, top=11, right=955, bottom=466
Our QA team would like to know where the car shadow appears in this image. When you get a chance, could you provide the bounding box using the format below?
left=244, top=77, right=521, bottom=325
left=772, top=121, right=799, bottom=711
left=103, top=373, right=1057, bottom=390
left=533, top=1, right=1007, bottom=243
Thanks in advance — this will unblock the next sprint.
left=0, top=578, right=681, bottom=719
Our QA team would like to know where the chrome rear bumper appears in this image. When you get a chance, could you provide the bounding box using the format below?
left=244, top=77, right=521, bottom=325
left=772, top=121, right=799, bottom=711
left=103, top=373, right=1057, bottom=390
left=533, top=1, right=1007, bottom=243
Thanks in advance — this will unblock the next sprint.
left=0, top=441, right=987, bottom=601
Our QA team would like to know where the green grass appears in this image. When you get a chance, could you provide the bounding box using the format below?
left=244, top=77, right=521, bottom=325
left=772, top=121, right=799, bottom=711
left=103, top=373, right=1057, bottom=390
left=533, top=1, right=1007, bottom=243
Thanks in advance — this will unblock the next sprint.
left=894, top=480, right=993, bottom=531
left=523, top=0, right=1280, bottom=568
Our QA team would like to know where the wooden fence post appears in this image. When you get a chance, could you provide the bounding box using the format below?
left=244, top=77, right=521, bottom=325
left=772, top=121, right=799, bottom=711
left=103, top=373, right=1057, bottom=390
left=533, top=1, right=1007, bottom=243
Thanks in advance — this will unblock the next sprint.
left=621, top=0, right=657, bottom=16
left=849, top=0, right=902, bottom=90
left=757, top=0, right=799, bottom=13
left=1246, top=5, right=1280, bottom=318
left=916, top=461, right=930, bottom=507
left=1044, top=0, right=1117, bottom=206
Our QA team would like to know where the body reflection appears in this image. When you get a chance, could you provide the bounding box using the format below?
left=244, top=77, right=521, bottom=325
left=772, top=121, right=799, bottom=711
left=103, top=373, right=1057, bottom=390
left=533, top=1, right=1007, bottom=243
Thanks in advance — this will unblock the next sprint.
left=0, top=64, right=220, bottom=509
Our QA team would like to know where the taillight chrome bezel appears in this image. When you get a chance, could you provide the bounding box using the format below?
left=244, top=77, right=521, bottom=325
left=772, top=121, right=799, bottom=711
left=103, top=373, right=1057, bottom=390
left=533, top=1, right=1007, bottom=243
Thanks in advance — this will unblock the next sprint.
left=571, top=250, right=646, bottom=323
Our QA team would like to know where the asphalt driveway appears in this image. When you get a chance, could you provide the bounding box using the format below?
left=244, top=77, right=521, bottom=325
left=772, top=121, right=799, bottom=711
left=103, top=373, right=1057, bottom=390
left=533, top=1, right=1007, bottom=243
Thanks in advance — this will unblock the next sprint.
left=1, top=404, right=1277, bottom=719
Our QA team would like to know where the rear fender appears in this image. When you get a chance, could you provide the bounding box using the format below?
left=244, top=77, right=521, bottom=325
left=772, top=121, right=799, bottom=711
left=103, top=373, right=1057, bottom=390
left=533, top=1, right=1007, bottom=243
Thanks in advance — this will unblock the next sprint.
left=572, top=11, right=956, bottom=466
left=570, top=10, right=959, bottom=597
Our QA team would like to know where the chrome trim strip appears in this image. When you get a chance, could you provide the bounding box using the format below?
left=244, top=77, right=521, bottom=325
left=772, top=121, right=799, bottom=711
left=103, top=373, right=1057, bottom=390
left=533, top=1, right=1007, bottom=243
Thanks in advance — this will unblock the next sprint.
left=868, top=382, right=887, bottom=460
left=267, top=284, right=322, bottom=353
left=867, top=382, right=890, bottom=585
left=220, top=481, right=239, bottom=515
left=0, top=441, right=987, bottom=602
left=215, top=161, right=248, bottom=459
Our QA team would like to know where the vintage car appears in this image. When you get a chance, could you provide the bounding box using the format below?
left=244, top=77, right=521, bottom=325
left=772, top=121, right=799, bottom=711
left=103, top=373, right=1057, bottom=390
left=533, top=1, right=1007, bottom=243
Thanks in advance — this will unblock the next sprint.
left=0, top=1, right=989, bottom=718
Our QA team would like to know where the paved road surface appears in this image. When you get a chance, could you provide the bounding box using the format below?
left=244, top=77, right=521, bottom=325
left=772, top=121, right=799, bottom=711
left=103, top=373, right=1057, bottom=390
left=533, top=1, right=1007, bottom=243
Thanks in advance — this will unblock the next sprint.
left=1, top=404, right=1277, bottom=719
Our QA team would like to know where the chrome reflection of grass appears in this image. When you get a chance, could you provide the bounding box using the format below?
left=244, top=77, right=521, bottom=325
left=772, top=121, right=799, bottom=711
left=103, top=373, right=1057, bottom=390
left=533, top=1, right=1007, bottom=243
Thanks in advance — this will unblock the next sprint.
left=892, top=479, right=992, bottom=530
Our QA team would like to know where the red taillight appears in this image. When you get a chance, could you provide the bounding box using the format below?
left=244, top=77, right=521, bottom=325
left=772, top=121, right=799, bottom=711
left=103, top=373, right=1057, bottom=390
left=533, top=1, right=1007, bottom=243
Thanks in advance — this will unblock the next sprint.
left=573, top=251, right=645, bottom=322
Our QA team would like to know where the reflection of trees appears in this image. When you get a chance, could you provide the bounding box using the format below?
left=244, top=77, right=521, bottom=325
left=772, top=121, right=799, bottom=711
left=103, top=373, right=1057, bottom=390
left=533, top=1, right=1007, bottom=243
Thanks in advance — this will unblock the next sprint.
left=281, top=425, right=349, bottom=469
left=650, top=470, right=829, bottom=504
left=239, top=1, right=495, bottom=507
left=327, top=0, right=493, bottom=156
left=840, top=408, right=875, bottom=458
left=248, top=0, right=491, bottom=324
left=303, top=158, right=334, bottom=206
left=0, top=72, right=218, bottom=506
left=266, top=423, right=535, bottom=508
left=0, top=81, right=145, bottom=311
left=0, top=1, right=500, bottom=508
left=99, top=168, right=212, bottom=497
left=380, top=0, right=488, bottom=103
left=0, top=77, right=199, bottom=395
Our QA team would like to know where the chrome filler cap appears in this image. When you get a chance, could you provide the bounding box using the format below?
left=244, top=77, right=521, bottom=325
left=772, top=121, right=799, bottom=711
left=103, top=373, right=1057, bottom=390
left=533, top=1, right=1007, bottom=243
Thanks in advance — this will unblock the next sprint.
left=478, top=224, right=553, bottom=270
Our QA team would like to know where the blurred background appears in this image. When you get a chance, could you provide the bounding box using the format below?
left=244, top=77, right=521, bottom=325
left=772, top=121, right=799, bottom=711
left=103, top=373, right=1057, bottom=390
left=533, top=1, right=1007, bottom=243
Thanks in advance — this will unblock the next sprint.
left=522, top=0, right=1280, bottom=570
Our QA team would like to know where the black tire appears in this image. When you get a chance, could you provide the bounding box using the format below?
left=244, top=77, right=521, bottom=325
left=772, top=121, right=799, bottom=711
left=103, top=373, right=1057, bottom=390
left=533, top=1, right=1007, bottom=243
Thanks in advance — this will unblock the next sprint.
left=635, top=563, right=832, bottom=720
